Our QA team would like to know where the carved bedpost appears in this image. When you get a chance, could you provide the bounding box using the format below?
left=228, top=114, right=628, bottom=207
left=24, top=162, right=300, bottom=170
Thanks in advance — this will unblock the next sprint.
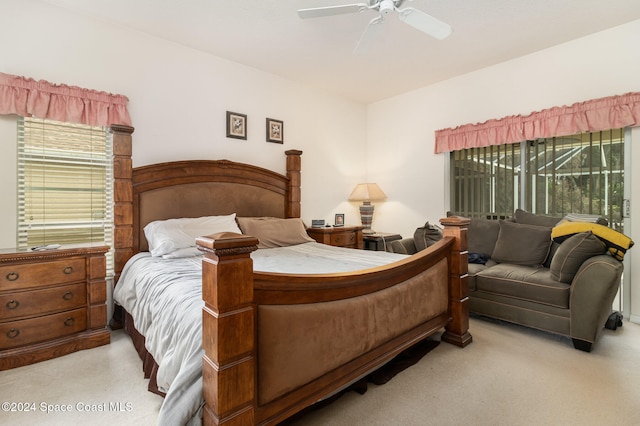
left=111, top=124, right=134, bottom=285
left=196, top=232, right=259, bottom=426
left=439, top=216, right=473, bottom=347
left=285, top=150, right=302, bottom=218
left=110, top=124, right=134, bottom=329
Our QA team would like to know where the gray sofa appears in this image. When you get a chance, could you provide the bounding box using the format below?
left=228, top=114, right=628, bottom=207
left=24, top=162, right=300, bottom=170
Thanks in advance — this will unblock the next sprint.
left=390, top=210, right=625, bottom=352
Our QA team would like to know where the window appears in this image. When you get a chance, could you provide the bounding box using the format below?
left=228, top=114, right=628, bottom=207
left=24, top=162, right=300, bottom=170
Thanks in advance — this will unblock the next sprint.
left=17, top=117, right=113, bottom=272
left=450, top=129, right=625, bottom=231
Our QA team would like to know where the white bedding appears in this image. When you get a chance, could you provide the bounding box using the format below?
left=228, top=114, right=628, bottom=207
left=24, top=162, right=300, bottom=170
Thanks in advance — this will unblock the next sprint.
left=113, top=242, right=406, bottom=425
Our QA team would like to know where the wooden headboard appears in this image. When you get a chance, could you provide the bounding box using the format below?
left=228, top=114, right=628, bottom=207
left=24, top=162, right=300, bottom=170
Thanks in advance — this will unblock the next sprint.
left=109, top=125, right=302, bottom=284
left=130, top=157, right=301, bottom=252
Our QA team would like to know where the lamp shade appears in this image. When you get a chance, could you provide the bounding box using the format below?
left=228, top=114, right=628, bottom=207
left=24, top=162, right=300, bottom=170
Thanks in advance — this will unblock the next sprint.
left=348, top=183, right=387, bottom=202
left=348, top=183, right=386, bottom=233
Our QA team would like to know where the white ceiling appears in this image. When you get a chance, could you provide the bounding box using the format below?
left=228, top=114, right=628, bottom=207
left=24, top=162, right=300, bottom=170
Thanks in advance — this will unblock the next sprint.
left=38, top=0, right=640, bottom=104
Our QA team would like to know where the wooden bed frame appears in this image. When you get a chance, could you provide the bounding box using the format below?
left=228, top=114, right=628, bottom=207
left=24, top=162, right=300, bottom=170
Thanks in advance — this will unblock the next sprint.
left=110, top=126, right=472, bottom=425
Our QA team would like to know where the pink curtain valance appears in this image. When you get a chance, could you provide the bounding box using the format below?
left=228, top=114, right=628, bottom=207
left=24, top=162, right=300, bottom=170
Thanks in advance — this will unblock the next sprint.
left=434, top=92, right=640, bottom=153
left=0, top=72, right=131, bottom=127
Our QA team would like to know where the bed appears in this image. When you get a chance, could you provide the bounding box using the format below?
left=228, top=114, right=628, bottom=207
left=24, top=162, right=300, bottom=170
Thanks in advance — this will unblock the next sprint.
left=110, top=127, right=471, bottom=426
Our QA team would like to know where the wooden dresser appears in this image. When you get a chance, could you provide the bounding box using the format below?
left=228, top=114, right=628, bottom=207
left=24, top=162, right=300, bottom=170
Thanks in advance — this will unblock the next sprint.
left=0, top=245, right=110, bottom=370
left=306, top=225, right=364, bottom=249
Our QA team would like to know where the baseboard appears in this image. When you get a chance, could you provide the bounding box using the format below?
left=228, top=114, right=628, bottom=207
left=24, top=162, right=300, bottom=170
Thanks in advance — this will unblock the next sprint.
left=628, top=314, right=640, bottom=325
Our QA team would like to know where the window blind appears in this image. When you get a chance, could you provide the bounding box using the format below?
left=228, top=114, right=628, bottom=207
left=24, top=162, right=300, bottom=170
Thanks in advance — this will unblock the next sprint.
left=450, top=143, right=519, bottom=219
left=17, top=117, right=113, bottom=273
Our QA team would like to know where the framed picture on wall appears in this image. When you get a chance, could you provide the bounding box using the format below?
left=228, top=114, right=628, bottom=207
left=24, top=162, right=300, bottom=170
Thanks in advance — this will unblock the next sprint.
left=266, top=118, right=283, bottom=144
left=226, top=111, right=247, bottom=140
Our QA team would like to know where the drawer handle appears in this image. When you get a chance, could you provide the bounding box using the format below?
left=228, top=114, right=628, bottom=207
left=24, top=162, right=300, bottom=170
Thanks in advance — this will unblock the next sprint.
left=5, top=300, right=19, bottom=310
left=63, top=266, right=74, bottom=275
left=5, top=272, right=19, bottom=282
left=6, top=328, right=19, bottom=339
left=62, top=291, right=74, bottom=301
left=64, top=317, right=75, bottom=327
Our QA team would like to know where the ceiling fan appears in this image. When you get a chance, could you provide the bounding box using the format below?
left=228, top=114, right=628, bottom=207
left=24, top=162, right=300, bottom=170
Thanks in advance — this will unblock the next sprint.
left=297, top=0, right=453, bottom=51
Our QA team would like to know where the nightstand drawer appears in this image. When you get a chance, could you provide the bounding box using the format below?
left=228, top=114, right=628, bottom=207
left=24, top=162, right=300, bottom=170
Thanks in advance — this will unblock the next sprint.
left=307, top=225, right=364, bottom=249
left=0, top=283, right=87, bottom=321
left=0, top=258, right=86, bottom=291
left=0, top=308, right=87, bottom=350
left=331, top=232, right=357, bottom=247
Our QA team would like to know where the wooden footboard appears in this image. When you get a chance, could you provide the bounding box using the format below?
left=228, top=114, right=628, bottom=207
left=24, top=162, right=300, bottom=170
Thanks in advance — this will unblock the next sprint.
left=196, top=216, right=471, bottom=425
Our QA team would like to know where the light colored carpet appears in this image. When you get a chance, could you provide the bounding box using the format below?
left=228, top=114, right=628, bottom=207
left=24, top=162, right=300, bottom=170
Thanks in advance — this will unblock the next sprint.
left=0, top=330, right=162, bottom=425
left=1, top=317, right=639, bottom=426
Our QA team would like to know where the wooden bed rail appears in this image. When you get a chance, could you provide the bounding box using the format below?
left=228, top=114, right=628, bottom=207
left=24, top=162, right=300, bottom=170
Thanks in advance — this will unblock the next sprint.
left=196, top=216, right=471, bottom=425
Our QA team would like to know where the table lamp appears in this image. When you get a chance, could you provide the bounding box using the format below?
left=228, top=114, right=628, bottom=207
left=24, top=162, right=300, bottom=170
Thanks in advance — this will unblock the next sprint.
left=348, top=183, right=387, bottom=234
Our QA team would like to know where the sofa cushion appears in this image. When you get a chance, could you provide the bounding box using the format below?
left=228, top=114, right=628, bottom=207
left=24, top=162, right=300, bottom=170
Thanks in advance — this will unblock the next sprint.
left=467, top=260, right=496, bottom=292
left=552, top=220, right=634, bottom=261
left=467, top=218, right=501, bottom=258
left=413, top=222, right=443, bottom=251
left=491, top=220, right=552, bottom=266
left=389, top=238, right=416, bottom=255
left=550, top=231, right=607, bottom=283
left=475, top=264, right=570, bottom=308
left=514, top=209, right=562, bottom=227
left=543, top=241, right=560, bottom=267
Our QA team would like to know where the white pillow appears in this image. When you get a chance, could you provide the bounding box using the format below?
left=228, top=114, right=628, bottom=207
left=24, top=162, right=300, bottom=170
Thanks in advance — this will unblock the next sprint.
left=144, top=214, right=242, bottom=257
left=162, top=247, right=202, bottom=259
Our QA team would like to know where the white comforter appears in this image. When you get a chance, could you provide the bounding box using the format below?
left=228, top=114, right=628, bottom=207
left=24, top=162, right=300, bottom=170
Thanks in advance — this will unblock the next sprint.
left=114, top=242, right=406, bottom=425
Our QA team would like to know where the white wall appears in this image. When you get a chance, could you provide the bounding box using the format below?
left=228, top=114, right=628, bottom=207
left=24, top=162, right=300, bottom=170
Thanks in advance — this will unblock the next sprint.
left=367, top=19, right=640, bottom=321
left=0, top=0, right=369, bottom=249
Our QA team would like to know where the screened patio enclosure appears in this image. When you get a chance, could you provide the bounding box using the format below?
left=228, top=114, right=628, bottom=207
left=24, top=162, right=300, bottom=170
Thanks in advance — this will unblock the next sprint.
left=450, top=129, right=625, bottom=232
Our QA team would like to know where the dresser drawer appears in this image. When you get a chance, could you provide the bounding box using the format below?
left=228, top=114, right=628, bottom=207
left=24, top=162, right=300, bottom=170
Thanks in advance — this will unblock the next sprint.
left=0, top=258, right=86, bottom=291
left=0, top=308, right=87, bottom=350
left=330, top=231, right=357, bottom=247
left=0, top=283, right=86, bottom=321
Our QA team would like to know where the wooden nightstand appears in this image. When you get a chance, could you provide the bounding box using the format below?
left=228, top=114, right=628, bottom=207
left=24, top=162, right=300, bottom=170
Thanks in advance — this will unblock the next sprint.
left=307, top=226, right=364, bottom=249
left=363, top=233, right=402, bottom=252
left=0, top=245, right=110, bottom=370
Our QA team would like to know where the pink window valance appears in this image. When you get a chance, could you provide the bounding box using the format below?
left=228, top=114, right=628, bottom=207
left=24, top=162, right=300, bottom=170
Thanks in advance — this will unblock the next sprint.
left=0, top=72, right=131, bottom=127
left=434, top=92, right=640, bottom=154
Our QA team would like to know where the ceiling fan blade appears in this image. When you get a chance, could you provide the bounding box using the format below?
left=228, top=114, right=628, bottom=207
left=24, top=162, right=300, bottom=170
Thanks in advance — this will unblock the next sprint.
left=354, top=15, right=385, bottom=54
left=298, top=3, right=370, bottom=19
left=398, top=7, right=452, bottom=40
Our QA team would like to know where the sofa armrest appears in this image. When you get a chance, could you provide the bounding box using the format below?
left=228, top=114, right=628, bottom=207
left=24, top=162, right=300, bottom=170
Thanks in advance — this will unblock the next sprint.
left=569, top=255, right=623, bottom=348
left=389, top=238, right=418, bottom=255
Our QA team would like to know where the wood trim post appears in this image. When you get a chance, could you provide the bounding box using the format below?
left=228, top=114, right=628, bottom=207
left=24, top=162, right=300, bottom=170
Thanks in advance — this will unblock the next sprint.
left=285, top=150, right=302, bottom=218
left=439, top=216, right=473, bottom=347
left=197, top=232, right=259, bottom=426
